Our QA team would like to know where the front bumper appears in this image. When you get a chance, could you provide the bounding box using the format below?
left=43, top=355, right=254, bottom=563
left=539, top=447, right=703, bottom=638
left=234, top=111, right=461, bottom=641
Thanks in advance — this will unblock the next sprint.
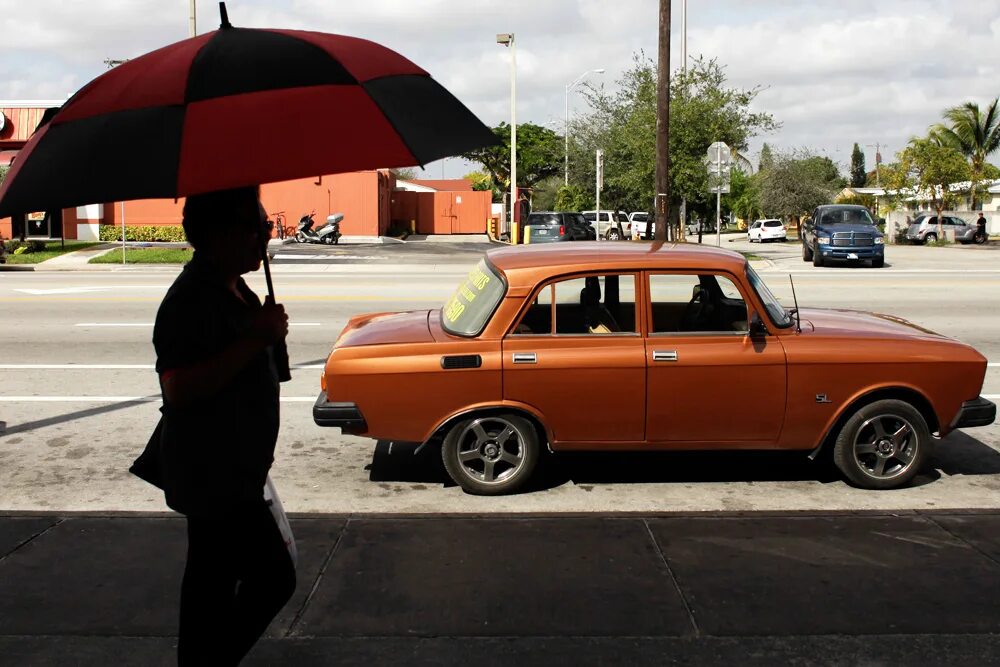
left=818, top=244, right=884, bottom=259
left=313, top=391, right=367, bottom=432
left=952, top=397, right=997, bottom=429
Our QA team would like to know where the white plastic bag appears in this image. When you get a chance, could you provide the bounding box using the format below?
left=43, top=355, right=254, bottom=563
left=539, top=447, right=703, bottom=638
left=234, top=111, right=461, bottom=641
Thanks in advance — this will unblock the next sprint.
left=263, top=475, right=297, bottom=568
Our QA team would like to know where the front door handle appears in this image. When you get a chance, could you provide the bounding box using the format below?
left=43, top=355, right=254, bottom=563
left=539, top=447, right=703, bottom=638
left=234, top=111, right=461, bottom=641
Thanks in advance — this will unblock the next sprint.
left=513, top=352, right=537, bottom=364
left=652, top=350, right=678, bottom=362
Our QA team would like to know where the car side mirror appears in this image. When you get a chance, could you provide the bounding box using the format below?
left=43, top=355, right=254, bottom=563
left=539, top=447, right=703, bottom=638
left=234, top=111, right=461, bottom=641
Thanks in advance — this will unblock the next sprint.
left=749, top=313, right=767, bottom=338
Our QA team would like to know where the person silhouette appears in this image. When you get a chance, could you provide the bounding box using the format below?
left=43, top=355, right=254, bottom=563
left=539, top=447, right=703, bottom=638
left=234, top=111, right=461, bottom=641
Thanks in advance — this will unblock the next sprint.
left=148, top=186, right=295, bottom=665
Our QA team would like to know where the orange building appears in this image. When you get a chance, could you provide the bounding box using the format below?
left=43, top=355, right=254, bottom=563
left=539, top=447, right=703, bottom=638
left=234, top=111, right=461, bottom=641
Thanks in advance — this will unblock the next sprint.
left=1, top=103, right=492, bottom=241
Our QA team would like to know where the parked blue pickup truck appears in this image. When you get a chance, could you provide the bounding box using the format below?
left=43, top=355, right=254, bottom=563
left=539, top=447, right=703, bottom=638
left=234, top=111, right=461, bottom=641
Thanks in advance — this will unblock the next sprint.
left=801, top=204, right=885, bottom=268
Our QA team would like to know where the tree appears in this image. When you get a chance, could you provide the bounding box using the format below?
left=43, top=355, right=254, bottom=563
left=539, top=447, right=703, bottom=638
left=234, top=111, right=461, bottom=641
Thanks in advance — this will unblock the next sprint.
left=722, top=169, right=760, bottom=226
left=758, top=149, right=841, bottom=220
left=888, top=137, right=971, bottom=237
left=390, top=167, right=418, bottom=181
left=568, top=56, right=778, bottom=238
left=554, top=184, right=589, bottom=212
left=850, top=143, right=866, bottom=187
left=930, top=98, right=1000, bottom=208
left=462, top=170, right=502, bottom=202
left=460, top=122, right=564, bottom=193
left=759, top=143, right=775, bottom=172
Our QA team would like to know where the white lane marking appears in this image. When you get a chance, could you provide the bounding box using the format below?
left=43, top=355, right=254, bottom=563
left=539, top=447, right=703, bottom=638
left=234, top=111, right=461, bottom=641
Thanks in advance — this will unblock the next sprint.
left=0, top=363, right=326, bottom=370
left=74, top=322, right=322, bottom=327
left=13, top=286, right=166, bottom=295
left=983, top=394, right=999, bottom=400
left=272, top=254, right=388, bottom=261
left=0, top=396, right=317, bottom=403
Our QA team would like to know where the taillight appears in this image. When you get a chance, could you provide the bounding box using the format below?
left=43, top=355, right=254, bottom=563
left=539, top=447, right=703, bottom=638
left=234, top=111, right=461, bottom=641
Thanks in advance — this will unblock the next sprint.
left=560, top=225, right=566, bottom=235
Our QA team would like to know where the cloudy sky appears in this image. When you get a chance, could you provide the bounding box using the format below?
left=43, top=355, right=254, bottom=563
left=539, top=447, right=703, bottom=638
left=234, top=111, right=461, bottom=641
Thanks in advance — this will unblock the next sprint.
left=2, top=0, right=998, bottom=178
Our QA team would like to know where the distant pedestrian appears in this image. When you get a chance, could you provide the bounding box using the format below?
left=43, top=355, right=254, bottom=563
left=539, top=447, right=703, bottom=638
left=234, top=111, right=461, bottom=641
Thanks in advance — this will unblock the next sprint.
left=977, top=212, right=987, bottom=232
left=135, top=186, right=295, bottom=665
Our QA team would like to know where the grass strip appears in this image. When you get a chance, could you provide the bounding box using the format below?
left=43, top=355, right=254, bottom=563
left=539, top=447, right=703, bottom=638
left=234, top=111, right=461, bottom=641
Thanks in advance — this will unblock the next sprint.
left=89, top=248, right=193, bottom=264
left=4, top=241, right=102, bottom=264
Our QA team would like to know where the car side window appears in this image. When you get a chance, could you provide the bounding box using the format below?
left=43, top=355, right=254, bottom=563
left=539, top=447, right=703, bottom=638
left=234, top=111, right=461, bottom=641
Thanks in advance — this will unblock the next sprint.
left=648, top=273, right=748, bottom=334
left=512, top=274, right=637, bottom=335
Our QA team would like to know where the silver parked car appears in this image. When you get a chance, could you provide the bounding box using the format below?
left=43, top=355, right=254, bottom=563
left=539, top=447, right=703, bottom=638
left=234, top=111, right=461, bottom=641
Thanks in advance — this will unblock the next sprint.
left=905, top=214, right=980, bottom=244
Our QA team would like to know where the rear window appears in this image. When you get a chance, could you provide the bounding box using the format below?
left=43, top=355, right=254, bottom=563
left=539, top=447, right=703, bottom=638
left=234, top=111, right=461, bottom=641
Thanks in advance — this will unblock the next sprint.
left=569, top=213, right=587, bottom=226
left=583, top=212, right=596, bottom=222
left=441, top=259, right=507, bottom=337
left=763, top=220, right=782, bottom=227
left=527, top=213, right=560, bottom=226
left=631, top=213, right=649, bottom=222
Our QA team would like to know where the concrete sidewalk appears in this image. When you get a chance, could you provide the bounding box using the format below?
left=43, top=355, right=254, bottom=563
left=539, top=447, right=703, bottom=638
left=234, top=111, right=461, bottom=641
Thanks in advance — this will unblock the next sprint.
left=1, top=511, right=998, bottom=666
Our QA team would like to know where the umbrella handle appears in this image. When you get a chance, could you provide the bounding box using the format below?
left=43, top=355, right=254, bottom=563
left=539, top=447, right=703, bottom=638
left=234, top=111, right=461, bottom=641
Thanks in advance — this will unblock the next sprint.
left=260, top=241, right=292, bottom=383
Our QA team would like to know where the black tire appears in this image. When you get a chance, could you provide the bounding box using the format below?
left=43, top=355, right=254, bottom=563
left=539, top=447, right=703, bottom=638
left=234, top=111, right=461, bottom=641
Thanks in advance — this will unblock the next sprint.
left=812, top=243, right=823, bottom=267
left=607, top=229, right=621, bottom=241
left=924, top=233, right=937, bottom=244
left=441, top=413, right=540, bottom=495
left=802, top=241, right=813, bottom=261
left=322, top=235, right=334, bottom=245
left=871, top=256, right=884, bottom=268
left=295, top=232, right=306, bottom=243
left=832, top=399, right=930, bottom=490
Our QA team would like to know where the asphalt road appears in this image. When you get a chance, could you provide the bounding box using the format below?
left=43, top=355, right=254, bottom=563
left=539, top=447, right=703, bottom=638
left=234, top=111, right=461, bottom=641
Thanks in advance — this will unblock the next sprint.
left=1, top=240, right=998, bottom=513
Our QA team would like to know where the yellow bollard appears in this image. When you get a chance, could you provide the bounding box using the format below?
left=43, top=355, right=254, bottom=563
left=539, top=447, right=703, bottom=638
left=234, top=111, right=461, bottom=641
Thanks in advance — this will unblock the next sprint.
left=409, top=220, right=416, bottom=234
left=512, top=221, right=519, bottom=245
left=524, top=226, right=531, bottom=244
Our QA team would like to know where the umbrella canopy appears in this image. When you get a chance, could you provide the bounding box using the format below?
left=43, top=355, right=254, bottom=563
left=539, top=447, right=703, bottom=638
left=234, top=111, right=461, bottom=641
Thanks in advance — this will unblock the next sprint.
left=0, top=9, right=497, bottom=217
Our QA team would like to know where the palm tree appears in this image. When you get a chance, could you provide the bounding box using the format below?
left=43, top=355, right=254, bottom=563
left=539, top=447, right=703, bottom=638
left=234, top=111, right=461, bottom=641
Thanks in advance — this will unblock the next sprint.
left=930, top=98, right=1000, bottom=208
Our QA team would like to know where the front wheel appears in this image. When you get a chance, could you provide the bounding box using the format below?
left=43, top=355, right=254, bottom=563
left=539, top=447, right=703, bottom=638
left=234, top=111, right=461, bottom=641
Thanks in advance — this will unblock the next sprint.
left=802, top=241, right=813, bottom=261
left=607, top=229, right=622, bottom=241
left=295, top=232, right=306, bottom=243
left=871, top=256, right=884, bottom=268
left=975, top=232, right=987, bottom=245
left=441, top=414, right=540, bottom=495
left=833, top=399, right=930, bottom=489
left=812, top=243, right=823, bottom=267
left=924, top=233, right=937, bottom=244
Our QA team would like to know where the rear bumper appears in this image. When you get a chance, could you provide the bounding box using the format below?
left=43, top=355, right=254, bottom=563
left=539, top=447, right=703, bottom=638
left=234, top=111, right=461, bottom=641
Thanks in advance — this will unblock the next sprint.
left=313, top=391, right=367, bottom=432
left=951, top=397, right=997, bottom=429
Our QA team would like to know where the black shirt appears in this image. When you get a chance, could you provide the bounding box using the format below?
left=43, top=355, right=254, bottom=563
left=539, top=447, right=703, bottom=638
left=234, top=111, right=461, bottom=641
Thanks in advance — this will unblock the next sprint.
left=152, top=253, right=280, bottom=515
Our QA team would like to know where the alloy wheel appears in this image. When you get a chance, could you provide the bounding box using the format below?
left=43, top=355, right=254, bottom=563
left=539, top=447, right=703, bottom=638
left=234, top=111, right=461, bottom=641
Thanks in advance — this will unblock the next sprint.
left=853, top=414, right=918, bottom=480
left=455, top=417, right=527, bottom=484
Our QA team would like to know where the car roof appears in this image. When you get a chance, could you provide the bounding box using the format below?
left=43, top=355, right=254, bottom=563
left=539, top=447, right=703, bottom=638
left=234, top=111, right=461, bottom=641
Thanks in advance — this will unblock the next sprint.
left=487, top=242, right=747, bottom=289
left=815, top=204, right=867, bottom=212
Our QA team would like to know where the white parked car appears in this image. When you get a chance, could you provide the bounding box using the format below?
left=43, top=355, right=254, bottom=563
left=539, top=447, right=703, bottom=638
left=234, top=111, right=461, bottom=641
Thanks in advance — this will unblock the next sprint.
left=748, top=218, right=786, bottom=243
left=629, top=211, right=651, bottom=239
left=582, top=210, right=631, bottom=240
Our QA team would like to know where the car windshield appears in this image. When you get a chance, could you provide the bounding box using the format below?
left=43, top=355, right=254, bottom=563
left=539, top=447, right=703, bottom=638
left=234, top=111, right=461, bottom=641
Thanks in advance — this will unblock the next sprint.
left=441, top=259, right=507, bottom=337
left=819, top=208, right=875, bottom=225
left=746, top=264, right=792, bottom=328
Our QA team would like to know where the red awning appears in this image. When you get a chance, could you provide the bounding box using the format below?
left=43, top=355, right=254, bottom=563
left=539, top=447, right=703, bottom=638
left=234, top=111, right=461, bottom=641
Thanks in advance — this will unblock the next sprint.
left=0, top=150, right=18, bottom=166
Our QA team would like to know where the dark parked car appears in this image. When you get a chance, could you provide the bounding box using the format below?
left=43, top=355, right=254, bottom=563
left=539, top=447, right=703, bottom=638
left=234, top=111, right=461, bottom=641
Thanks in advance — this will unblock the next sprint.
left=524, top=212, right=593, bottom=243
left=801, top=205, right=885, bottom=268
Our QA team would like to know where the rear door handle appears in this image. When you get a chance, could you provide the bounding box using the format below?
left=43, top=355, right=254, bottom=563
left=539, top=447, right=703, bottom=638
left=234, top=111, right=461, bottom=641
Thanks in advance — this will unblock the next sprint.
left=652, top=350, right=678, bottom=362
left=512, top=352, right=537, bottom=364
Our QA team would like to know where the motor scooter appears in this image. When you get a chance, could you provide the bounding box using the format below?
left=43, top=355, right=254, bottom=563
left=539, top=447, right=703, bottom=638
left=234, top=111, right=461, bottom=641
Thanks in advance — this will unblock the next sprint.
left=295, top=211, right=343, bottom=245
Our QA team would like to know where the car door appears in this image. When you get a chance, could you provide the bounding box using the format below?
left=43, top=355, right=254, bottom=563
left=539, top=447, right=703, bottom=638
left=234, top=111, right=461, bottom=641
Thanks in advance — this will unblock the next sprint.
left=644, top=271, right=787, bottom=444
left=503, top=273, right=646, bottom=444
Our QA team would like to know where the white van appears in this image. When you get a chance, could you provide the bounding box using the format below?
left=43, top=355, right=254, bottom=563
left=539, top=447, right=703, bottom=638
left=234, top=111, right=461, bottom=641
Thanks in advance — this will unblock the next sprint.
left=582, top=210, right=631, bottom=240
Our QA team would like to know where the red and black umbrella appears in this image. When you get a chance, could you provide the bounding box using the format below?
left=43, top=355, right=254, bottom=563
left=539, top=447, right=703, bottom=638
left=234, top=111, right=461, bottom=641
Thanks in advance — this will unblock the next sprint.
left=0, top=3, right=497, bottom=217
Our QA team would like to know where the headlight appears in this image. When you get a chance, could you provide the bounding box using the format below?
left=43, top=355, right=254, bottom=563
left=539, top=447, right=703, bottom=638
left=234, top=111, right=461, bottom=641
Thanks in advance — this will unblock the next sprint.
left=818, top=236, right=830, bottom=245
left=874, top=237, right=884, bottom=245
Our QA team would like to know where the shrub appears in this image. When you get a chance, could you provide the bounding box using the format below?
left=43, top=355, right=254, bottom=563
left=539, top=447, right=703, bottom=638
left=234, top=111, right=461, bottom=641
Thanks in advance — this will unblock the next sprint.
left=99, top=225, right=187, bottom=242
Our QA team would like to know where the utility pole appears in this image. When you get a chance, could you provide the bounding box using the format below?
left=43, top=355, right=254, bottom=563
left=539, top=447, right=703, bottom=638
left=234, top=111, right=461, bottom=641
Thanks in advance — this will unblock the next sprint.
left=866, top=142, right=882, bottom=219
left=679, top=0, right=687, bottom=240
left=654, top=0, right=671, bottom=241
left=190, top=0, right=197, bottom=37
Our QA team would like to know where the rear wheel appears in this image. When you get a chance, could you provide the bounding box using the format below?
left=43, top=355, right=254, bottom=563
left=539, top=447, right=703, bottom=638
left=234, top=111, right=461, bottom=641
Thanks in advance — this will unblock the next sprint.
left=607, top=229, right=622, bottom=241
left=833, top=399, right=930, bottom=489
left=441, top=414, right=540, bottom=495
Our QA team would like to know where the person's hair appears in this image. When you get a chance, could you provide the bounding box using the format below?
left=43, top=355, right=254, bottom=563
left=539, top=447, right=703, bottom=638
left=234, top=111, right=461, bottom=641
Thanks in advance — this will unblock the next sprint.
left=182, top=186, right=261, bottom=250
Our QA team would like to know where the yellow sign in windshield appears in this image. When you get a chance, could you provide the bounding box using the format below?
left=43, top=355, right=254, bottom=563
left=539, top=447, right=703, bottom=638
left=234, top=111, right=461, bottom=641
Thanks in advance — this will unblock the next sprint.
left=444, top=265, right=492, bottom=324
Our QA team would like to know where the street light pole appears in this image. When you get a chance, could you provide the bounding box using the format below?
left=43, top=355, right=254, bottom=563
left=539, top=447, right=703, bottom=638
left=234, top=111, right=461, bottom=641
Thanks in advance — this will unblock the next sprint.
left=189, top=0, right=197, bottom=37
left=497, top=33, right=516, bottom=241
left=565, top=69, right=604, bottom=185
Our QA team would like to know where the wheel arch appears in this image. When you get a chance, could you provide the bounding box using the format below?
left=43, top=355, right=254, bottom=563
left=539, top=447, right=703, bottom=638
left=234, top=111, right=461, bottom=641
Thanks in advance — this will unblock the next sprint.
left=808, top=385, right=939, bottom=460
left=421, top=402, right=552, bottom=453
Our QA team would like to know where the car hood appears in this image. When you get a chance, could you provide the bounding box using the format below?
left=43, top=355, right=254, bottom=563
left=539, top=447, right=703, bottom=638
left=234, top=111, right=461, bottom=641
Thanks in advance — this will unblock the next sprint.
left=798, top=308, right=947, bottom=340
left=335, top=310, right=433, bottom=348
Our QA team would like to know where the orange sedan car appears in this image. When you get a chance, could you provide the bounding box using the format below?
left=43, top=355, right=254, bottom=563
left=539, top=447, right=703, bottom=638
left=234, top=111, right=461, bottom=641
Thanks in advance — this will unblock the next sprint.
left=314, top=242, right=995, bottom=495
